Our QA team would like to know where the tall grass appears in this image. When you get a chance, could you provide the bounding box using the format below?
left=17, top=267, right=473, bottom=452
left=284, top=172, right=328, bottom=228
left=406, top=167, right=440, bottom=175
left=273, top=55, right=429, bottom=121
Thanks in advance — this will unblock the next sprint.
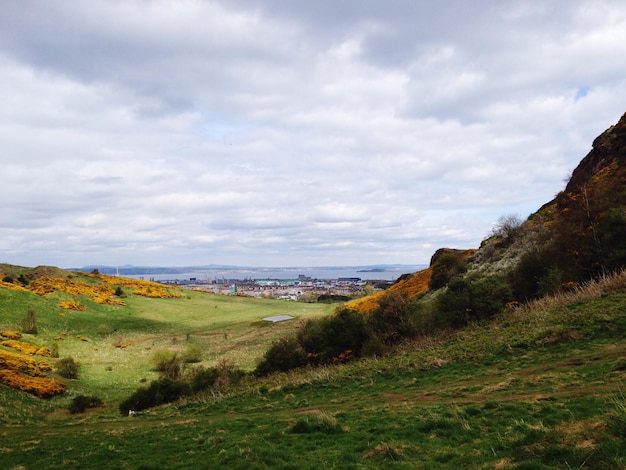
left=523, top=268, right=626, bottom=314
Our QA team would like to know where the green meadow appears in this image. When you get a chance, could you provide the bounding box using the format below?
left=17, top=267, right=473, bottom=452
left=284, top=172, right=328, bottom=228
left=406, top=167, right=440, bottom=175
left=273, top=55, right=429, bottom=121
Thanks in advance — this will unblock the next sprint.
left=1, top=270, right=626, bottom=469
left=0, top=277, right=333, bottom=409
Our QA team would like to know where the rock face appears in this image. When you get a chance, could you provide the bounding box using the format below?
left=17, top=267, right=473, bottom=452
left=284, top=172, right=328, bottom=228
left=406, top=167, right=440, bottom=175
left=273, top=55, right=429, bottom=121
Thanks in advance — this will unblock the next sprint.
left=468, top=112, right=626, bottom=281
left=565, top=112, right=626, bottom=194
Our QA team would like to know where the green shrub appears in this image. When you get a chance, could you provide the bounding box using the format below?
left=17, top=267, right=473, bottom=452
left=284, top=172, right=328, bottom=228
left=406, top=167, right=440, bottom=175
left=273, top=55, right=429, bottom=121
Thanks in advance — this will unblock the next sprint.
left=435, top=275, right=513, bottom=329
left=151, top=350, right=182, bottom=380
left=598, top=207, right=626, bottom=272
left=119, top=377, right=190, bottom=415
left=17, top=274, right=30, bottom=286
left=315, top=307, right=368, bottom=362
left=466, top=275, right=514, bottom=320
left=537, top=266, right=564, bottom=297
left=182, top=344, right=203, bottom=363
left=435, top=278, right=472, bottom=328
left=296, top=319, right=325, bottom=363
left=412, top=301, right=437, bottom=335
left=69, top=395, right=103, bottom=414
left=56, top=356, right=80, bottom=379
left=20, top=309, right=37, bottom=334
left=187, top=366, right=221, bottom=391
left=361, top=335, right=386, bottom=358
left=368, top=290, right=416, bottom=344
left=429, top=251, right=468, bottom=290
left=254, top=336, right=307, bottom=376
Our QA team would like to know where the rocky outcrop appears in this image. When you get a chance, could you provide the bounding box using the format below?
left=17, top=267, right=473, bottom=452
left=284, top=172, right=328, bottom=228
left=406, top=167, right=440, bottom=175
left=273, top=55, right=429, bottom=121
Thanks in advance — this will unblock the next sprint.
left=566, top=112, right=626, bottom=194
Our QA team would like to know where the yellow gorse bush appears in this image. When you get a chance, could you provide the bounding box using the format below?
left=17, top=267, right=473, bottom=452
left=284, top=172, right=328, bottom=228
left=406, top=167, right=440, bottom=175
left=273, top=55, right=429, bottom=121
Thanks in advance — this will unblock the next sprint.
left=88, top=273, right=182, bottom=299
left=131, top=285, right=183, bottom=298
left=0, top=280, right=30, bottom=293
left=0, top=331, right=22, bottom=340
left=1, top=346, right=65, bottom=398
left=1, top=339, right=39, bottom=355
left=1, top=272, right=180, bottom=304
left=0, top=348, right=36, bottom=373
left=59, top=300, right=85, bottom=311
left=35, top=346, right=52, bottom=357
left=0, top=369, right=66, bottom=398
left=20, top=276, right=127, bottom=306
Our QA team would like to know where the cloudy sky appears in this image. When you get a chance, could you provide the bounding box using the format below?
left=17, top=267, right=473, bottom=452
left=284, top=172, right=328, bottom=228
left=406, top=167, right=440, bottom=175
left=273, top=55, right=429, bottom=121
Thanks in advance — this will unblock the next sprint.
left=1, top=1, right=626, bottom=268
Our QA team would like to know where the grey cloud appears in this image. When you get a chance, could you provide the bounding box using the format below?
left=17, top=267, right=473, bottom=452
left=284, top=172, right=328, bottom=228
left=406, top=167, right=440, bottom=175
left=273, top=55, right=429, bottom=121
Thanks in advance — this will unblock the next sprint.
left=2, top=1, right=626, bottom=268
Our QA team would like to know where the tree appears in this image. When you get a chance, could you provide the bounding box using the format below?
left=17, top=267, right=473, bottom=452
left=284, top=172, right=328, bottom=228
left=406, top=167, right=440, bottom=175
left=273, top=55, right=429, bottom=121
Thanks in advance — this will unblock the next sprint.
left=491, top=214, right=523, bottom=240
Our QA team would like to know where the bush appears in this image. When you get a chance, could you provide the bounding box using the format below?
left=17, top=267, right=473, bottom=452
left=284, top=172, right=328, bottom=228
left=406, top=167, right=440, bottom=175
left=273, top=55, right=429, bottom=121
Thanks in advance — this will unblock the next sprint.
left=151, top=350, right=182, bottom=380
left=467, top=275, right=514, bottom=320
left=182, top=344, right=203, bottom=363
left=254, top=336, right=307, bottom=376
left=412, top=301, right=437, bottom=335
left=368, top=290, right=416, bottom=344
left=315, top=308, right=368, bottom=362
left=56, top=356, right=80, bottom=379
left=257, top=308, right=371, bottom=375
left=20, top=309, right=37, bottom=334
left=510, top=245, right=562, bottom=300
left=435, top=278, right=472, bottom=329
left=361, top=335, right=386, bottom=358
left=429, top=252, right=468, bottom=290
left=536, top=266, right=564, bottom=297
left=69, top=395, right=103, bottom=414
left=187, top=366, right=220, bottom=392
left=435, top=275, right=513, bottom=329
left=297, top=319, right=325, bottom=362
left=185, top=360, right=245, bottom=392
left=491, top=214, right=523, bottom=242
left=119, top=377, right=190, bottom=415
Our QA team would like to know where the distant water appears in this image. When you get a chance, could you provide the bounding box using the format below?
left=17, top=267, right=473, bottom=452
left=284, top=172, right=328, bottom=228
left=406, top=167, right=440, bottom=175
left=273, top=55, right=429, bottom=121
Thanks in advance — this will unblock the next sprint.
left=129, top=265, right=426, bottom=282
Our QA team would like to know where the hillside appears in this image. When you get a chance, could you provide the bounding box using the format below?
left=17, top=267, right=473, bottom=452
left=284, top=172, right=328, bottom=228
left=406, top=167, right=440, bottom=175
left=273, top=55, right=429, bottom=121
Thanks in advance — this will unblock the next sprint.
left=0, top=269, right=333, bottom=404
left=1, top=268, right=626, bottom=468
left=348, top=112, right=626, bottom=316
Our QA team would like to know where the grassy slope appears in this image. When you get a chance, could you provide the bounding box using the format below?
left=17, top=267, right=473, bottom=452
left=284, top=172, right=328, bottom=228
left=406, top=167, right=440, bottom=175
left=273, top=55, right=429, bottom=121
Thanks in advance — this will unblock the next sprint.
left=1, top=272, right=626, bottom=468
left=347, top=266, right=433, bottom=314
left=0, top=272, right=334, bottom=419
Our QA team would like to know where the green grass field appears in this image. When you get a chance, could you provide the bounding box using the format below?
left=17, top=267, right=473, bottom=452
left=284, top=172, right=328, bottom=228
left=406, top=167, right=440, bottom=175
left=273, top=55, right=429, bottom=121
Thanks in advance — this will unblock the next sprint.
left=0, top=274, right=334, bottom=410
left=2, top=271, right=626, bottom=469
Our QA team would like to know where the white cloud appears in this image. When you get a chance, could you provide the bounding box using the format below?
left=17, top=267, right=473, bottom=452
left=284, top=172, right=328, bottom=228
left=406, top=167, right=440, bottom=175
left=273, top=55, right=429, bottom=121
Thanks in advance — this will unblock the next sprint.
left=1, top=0, right=626, bottom=268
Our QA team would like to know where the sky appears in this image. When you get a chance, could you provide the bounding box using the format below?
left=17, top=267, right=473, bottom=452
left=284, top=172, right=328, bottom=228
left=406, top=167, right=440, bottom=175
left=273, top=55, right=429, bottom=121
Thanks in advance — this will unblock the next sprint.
left=1, top=0, right=626, bottom=268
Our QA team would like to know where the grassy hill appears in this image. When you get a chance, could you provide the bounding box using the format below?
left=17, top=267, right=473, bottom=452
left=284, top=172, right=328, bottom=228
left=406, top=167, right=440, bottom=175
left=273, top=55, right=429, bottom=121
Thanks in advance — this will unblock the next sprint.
left=1, top=267, right=625, bottom=468
left=0, top=268, right=334, bottom=418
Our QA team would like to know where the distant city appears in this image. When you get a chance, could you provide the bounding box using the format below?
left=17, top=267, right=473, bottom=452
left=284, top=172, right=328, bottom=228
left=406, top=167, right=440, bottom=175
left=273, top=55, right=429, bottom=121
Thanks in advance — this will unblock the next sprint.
left=76, top=264, right=427, bottom=301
